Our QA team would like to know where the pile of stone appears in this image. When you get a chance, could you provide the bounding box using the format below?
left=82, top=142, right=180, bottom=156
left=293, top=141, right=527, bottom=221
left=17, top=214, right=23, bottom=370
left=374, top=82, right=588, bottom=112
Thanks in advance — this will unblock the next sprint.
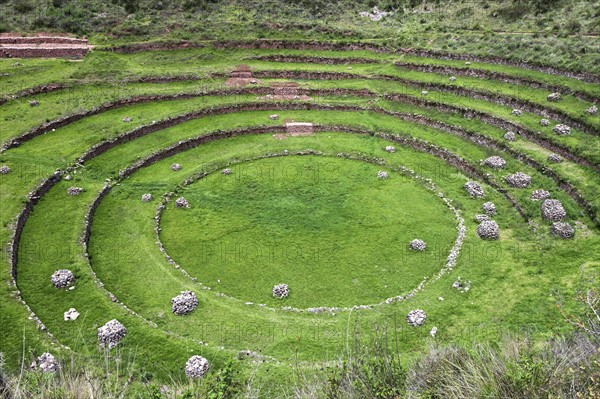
left=474, top=214, right=489, bottom=222
left=175, top=197, right=190, bottom=208
left=29, top=100, right=39, bottom=107
left=36, top=353, right=59, bottom=372
left=421, top=90, right=428, bottom=96
left=546, top=92, right=561, bottom=102
left=0, top=165, right=10, bottom=174
left=587, top=105, right=598, bottom=115
left=464, top=181, right=484, bottom=198
left=553, top=124, right=571, bottom=135
left=541, top=199, right=566, bottom=221
left=504, top=131, right=516, bottom=141
left=483, top=155, right=506, bottom=169
left=171, top=163, right=182, bottom=171
left=511, top=109, right=523, bottom=116
left=377, top=171, right=389, bottom=179
left=409, top=239, right=427, bottom=251
left=406, top=309, right=427, bottom=326
left=269, top=114, right=279, bottom=120
left=530, top=189, right=550, bottom=201
left=384, top=145, right=396, bottom=153
left=505, top=172, right=531, bottom=188
left=449, top=76, right=456, bottom=82
left=141, top=193, right=152, bottom=202
left=171, top=291, right=198, bottom=315
left=185, top=355, right=210, bottom=378
left=222, top=168, right=231, bottom=175
left=540, top=119, right=550, bottom=127
left=482, top=201, right=496, bottom=215
left=63, top=308, right=79, bottom=321
left=550, top=222, right=575, bottom=239
left=122, top=116, right=132, bottom=122
left=477, top=220, right=499, bottom=240
left=272, top=283, right=289, bottom=299
left=548, top=153, right=562, bottom=163
left=67, top=187, right=83, bottom=196
left=51, top=269, right=75, bottom=288
left=97, top=319, right=127, bottom=349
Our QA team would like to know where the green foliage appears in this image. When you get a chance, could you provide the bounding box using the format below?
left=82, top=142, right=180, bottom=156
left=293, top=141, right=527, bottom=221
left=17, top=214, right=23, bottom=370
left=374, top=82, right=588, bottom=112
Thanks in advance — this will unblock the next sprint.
left=206, top=361, right=241, bottom=399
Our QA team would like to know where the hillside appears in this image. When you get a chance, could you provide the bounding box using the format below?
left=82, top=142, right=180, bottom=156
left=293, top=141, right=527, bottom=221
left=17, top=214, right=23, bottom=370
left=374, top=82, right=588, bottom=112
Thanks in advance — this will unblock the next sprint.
left=1, top=0, right=600, bottom=73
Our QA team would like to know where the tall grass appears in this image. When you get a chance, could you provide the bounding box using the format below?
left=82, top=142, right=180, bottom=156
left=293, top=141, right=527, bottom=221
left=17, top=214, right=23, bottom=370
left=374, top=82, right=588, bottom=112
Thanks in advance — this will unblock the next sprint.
left=292, top=332, right=600, bottom=399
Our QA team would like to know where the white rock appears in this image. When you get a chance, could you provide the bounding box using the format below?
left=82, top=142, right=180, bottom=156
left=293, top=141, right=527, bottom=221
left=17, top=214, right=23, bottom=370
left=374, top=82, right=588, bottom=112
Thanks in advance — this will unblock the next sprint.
left=63, top=308, right=79, bottom=321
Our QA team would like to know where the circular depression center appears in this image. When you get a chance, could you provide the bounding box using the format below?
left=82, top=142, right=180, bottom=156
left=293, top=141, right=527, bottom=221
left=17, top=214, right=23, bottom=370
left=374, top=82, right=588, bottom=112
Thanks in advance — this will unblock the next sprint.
left=159, top=155, right=457, bottom=308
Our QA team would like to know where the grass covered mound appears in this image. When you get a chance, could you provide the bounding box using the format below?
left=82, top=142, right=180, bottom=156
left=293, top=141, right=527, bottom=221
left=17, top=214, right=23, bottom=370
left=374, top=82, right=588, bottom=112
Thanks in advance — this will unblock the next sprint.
left=159, top=156, right=457, bottom=308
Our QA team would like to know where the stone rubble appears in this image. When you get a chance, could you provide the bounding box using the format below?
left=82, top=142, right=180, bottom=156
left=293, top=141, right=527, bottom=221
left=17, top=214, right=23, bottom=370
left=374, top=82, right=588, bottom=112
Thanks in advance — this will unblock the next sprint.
left=482, top=201, right=496, bottom=215
left=63, top=308, right=79, bottom=321
left=504, top=131, right=516, bottom=141
left=483, top=155, right=506, bottom=169
left=553, top=124, right=571, bottom=135
left=548, top=153, right=562, bottom=163
left=97, top=319, right=127, bottom=349
left=29, top=100, right=39, bottom=107
left=185, top=355, right=210, bottom=378
left=171, top=291, right=199, bottom=315
left=551, top=222, right=575, bottom=239
left=530, top=189, right=550, bottom=201
left=464, top=181, right=484, bottom=198
left=0, top=165, right=10, bottom=174
left=171, top=163, right=182, bottom=171
left=406, top=309, right=427, bottom=326
left=449, top=76, right=456, bottom=82
left=430, top=327, right=438, bottom=337
left=452, top=277, right=472, bottom=293
left=51, top=269, right=75, bottom=288
left=505, top=172, right=532, bottom=188
left=141, top=193, right=153, bottom=202
left=511, top=109, right=523, bottom=116
left=384, top=145, right=396, bottom=153
left=474, top=214, right=489, bottom=222
left=175, top=197, right=190, bottom=208
left=269, top=114, right=279, bottom=120
left=377, top=170, right=389, bottom=179
left=122, top=116, right=132, bottom=122
left=586, top=105, right=598, bottom=115
left=409, top=239, right=427, bottom=251
left=539, top=119, right=550, bottom=126
left=221, top=168, right=232, bottom=175
left=37, top=353, right=59, bottom=372
left=272, top=283, right=289, bottom=299
left=546, top=92, right=561, bottom=102
left=541, top=199, right=567, bottom=221
left=477, top=220, right=499, bottom=240
left=67, top=186, right=83, bottom=196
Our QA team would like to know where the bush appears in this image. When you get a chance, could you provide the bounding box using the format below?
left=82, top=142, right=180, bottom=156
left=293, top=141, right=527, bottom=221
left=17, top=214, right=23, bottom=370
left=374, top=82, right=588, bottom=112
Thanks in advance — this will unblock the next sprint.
left=13, top=0, right=34, bottom=13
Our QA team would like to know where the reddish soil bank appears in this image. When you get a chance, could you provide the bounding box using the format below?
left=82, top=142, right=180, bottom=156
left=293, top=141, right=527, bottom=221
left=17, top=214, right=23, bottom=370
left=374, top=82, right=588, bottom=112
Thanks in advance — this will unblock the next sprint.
left=0, top=35, right=92, bottom=58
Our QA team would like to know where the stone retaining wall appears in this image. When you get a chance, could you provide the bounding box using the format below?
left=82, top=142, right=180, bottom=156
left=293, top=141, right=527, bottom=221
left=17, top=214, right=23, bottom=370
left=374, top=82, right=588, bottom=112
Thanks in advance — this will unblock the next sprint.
left=0, top=47, right=89, bottom=58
